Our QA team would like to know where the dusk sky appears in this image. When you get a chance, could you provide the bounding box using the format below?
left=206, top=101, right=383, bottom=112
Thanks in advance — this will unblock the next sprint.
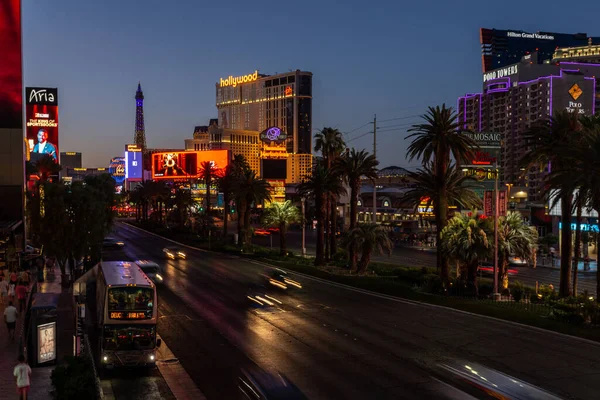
left=22, top=0, right=600, bottom=168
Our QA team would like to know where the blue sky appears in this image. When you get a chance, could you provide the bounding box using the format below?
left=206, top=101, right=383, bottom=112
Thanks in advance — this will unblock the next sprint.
left=22, top=0, right=600, bottom=168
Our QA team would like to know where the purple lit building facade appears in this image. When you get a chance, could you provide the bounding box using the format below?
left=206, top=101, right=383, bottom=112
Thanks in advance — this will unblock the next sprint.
left=459, top=55, right=600, bottom=205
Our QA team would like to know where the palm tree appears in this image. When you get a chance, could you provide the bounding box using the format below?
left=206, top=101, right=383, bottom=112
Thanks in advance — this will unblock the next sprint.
left=314, top=128, right=346, bottom=260
left=522, top=110, right=584, bottom=297
left=262, top=200, right=302, bottom=256
left=199, top=160, right=219, bottom=217
left=405, top=104, right=478, bottom=288
left=234, top=169, right=271, bottom=248
left=217, top=164, right=237, bottom=238
left=333, top=148, right=378, bottom=270
left=402, top=163, right=482, bottom=284
left=231, top=154, right=252, bottom=240
left=441, top=213, right=492, bottom=295
left=173, top=188, right=193, bottom=228
left=496, top=212, right=538, bottom=289
left=346, top=224, right=393, bottom=274
left=298, top=164, right=346, bottom=266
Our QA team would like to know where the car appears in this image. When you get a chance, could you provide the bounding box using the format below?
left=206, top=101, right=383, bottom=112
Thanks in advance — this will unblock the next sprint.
left=478, top=262, right=518, bottom=276
left=508, top=256, right=528, bottom=265
left=136, top=260, right=164, bottom=284
left=254, top=229, right=271, bottom=236
left=238, top=366, right=307, bottom=400
left=103, top=238, right=125, bottom=249
left=162, top=247, right=186, bottom=260
left=265, top=269, right=302, bottom=290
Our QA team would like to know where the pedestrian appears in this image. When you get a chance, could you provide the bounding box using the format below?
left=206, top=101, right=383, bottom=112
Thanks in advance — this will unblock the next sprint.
left=20, top=270, right=30, bottom=286
left=4, top=300, right=18, bottom=340
left=10, top=270, right=17, bottom=285
left=8, top=281, right=16, bottom=303
left=13, top=354, right=31, bottom=400
left=16, top=282, right=27, bottom=313
left=0, top=276, right=8, bottom=306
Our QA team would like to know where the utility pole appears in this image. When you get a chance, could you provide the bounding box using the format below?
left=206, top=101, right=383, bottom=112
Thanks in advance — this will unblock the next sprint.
left=372, top=114, right=377, bottom=224
left=493, top=161, right=500, bottom=299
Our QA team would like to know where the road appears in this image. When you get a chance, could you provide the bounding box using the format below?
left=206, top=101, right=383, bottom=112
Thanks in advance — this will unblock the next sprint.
left=112, top=222, right=600, bottom=399
left=254, top=230, right=599, bottom=295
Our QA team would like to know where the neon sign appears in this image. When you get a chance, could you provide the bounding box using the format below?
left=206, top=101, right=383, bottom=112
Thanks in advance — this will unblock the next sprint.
left=260, top=126, right=288, bottom=144
left=558, top=222, right=599, bottom=232
left=219, top=70, right=258, bottom=87
left=285, top=86, right=292, bottom=96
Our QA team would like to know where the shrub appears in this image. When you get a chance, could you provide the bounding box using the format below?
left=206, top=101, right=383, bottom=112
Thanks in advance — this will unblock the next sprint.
left=512, top=281, right=525, bottom=303
left=51, top=355, right=97, bottom=400
left=421, top=274, right=443, bottom=294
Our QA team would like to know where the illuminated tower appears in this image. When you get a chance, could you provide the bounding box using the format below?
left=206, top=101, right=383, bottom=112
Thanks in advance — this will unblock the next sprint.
left=134, top=82, right=146, bottom=150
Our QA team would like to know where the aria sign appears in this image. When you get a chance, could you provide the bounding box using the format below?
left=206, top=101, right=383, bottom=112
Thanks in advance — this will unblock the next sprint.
left=260, top=126, right=287, bottom=144
left=219, top=71, right=258, bottom=88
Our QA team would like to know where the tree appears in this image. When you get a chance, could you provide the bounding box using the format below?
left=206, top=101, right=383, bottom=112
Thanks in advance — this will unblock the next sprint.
left=199, top=160, right=219, bottom=217
left=496, top=212, right=538, bottom=289
left=262, top=200, right=302, bottom=256
left=314, top=128, right=346, bottom=260
left=34, top=154, right=62, bottom=182
left=231, top=154, right=252, bottom=240
left=172, top=188, right=193, bottom=228
left=346, top=224, right=392, bottom=274
left=405, top=104, right=478, bottom=288
left=234, top=169, right=271, bottom=248
left=402, top=163, right=481, bottom=284
left=333, top=148, right=378, bottom=270
left=522, top=110, right=585, bottom=297
left=298, top=164, right=346, bottom=266
left=441, top=213, right=492, bottom=295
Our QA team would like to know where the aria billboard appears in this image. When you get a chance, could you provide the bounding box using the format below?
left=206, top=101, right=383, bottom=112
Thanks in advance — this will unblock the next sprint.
left=0, top=0, right=22, bottom=130
left=151, top=150, right=229, bottom=180
left=26, top=87, right=59, bottom=163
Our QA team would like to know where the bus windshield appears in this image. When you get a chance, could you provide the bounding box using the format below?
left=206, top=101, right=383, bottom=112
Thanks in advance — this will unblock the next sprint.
left=103, top=325, right=156, bottom=351
left=108, top=287, right=154, bottom=312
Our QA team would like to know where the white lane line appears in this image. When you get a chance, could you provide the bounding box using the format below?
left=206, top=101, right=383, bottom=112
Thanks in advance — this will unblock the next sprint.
left=120, top=222, right=600, bottom=348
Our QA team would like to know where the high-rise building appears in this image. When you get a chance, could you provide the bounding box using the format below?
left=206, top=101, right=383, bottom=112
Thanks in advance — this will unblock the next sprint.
left=60, top=152, right=82, bottom=169
left=216, top=69, right=313, bottom=154
left=480, top=28, right=600, bottom=72
left=459, top=54, right=600, bottom=206
left=134, top=82, right=147, bottom=151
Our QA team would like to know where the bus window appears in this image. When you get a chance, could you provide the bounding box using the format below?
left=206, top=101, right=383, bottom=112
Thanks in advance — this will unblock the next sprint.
left=103, top=325, right=156, bottom=351
left=108, top=287, right=154, bottom=311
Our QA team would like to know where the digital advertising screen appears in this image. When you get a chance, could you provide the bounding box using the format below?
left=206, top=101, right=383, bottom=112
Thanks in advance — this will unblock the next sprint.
left=261, top=159, right=287, bottom=180
left=0, top=0, right=22, bottom=129
left=26, top=87, right=59, bottom=163
left=152, top=152, right=199, bottom=179
left=196, top=149, right=229, bottom=171
left=109, top=157, right=126, bottom=185
left=37, top=322, right=56, bottom=364
left=125, top=151, right=143, bottom=179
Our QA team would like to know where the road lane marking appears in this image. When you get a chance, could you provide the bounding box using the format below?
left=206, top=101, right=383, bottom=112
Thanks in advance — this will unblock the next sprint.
left=119, top=222, right=600, bottom=348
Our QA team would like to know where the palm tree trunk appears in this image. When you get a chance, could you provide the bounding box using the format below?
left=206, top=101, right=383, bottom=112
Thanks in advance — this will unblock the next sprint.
left=330, top=195, right=337, bottom=259
left=324, top=196, right=330, bottom=261
left=501, top=260, right=509, bottom=290
left=436, top=195, right=449, bottom=287
left=357, top=247, right=372, bottom=274
left=349, top=185, right=359, bottom=271
left=467, top=261, right=479, bottom=297
left=205, top=177, right=211, bottom=216
left=280, top=223, right=287, bottom=256
left=560, top=194, right=573, bottom=297
left=573, top=198, right=583, bottom=295
left=223, top=196, right=229, bottom=238
left=243, top=204, right=251, bottom=247
left=315, top=196, right=326, bottom=266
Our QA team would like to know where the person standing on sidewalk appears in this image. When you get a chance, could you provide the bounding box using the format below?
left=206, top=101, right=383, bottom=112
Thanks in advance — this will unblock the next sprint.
left=4, top=300, right=18, bottom=340
left=16, top=282, right=27, bottom=313
left=0, top=276, right=8, bottom=306
left=13, top=354, right=31, bottom=400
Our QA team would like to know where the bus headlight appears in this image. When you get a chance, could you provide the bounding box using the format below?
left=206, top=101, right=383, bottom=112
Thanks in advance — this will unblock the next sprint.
left=103, top=355, right=108, bottom=362
left=155, top=274, right=163, bottom=281
left=149, top=354, right=155, bottom=361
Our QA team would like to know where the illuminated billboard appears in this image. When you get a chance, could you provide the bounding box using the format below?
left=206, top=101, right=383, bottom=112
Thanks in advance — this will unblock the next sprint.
left=109, top=157, right=126, bottom=185
left=0, top=0, right=22, bottom=129
left=151, top=150, right=229, bottom=180
left=26, top=87, right=59, bottom=162
left=37, top=322, right=56, bottom=364
left=125, top=151, right=143, bottom=180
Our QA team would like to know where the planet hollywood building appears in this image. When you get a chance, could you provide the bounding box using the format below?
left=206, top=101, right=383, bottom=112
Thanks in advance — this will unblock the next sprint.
left=458, top=51, right=600, bottom=205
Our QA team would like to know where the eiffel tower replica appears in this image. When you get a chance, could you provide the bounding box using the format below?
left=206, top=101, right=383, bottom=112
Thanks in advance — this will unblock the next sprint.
left=134, top=82, right=147, bottom=151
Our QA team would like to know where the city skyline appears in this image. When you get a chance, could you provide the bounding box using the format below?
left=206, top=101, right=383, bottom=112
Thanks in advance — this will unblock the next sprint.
left=22, top=0, right=600, bottom=168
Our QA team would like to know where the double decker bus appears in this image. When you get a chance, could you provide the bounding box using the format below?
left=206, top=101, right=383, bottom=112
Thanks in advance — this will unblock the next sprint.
left=96, top=261, right=160, bottom=369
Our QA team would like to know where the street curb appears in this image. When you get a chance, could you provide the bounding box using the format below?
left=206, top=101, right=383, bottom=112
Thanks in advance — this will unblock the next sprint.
left=156, top=335, right=207, bottom=400
left=119, top=222, right=600, bottom=348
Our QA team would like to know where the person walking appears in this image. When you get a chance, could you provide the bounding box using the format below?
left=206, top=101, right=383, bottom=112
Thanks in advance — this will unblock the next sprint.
left=7, top=281, right=16, bottom=303
left=0, top=276, right=8, bottom=306
left=16, top=282, right=27, bottom=313
left=4, top=300, right=18, bottom=340
left=13, top=354, right=31, bottom=400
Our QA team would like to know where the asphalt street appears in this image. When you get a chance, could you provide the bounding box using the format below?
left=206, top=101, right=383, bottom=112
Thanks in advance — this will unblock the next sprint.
left=111, top=222, right=600, bottom=399
left=254, top=230, right=600, bottom=295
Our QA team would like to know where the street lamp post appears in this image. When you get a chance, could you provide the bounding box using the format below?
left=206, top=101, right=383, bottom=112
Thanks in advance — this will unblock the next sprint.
left=493, top=162, right=500, bottom=299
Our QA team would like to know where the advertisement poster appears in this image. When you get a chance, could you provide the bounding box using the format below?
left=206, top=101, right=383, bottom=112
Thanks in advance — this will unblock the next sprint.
left=0, top=0, right=22, bottom=129
left=498, top=190, right=507, bottom=216
left=125, top=151, right=143, bottom=179
left=484, top=190, right=493, bottom=216
left=38, top=322, right=56, bottom=364
left=26, top=87, right=59, bottom=162
left=152, top=152, right=198, bottom=179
